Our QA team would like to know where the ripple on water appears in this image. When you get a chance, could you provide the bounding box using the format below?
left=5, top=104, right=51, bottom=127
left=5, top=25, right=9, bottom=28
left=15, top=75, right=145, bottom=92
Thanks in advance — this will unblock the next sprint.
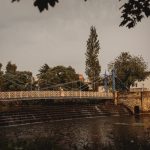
left=114, top=122, right=130, bottom=126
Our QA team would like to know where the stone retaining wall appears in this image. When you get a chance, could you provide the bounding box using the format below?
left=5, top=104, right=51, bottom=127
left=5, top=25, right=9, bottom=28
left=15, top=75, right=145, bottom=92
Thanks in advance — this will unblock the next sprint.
left=117, top=91, right=150, bottom=113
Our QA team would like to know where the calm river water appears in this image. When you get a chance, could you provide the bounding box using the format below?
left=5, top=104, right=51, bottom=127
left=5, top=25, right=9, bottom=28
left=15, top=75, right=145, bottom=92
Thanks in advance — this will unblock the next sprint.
left=0, top=116, right=150, bottom=150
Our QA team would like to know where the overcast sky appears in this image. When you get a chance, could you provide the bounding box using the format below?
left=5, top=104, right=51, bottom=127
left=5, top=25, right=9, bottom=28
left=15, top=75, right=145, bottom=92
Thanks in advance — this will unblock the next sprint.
left=0, top=0, right=150, bottom=78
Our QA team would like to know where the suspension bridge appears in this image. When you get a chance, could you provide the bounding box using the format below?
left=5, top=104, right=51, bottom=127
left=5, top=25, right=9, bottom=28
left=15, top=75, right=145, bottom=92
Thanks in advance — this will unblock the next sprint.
left=1, top=70, right=150, bottom=127
left=1, top=68, right=150, bottom=114
left=0, top=68, right=137, bottom=105
left=0, top=70, right=116, bottom=101
left=0, top=90, right=113, bottom=101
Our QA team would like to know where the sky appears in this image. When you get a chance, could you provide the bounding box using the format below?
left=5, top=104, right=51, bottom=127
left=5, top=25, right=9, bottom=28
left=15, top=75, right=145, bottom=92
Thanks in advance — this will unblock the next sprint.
left=0, top=0, right=150, bottom=79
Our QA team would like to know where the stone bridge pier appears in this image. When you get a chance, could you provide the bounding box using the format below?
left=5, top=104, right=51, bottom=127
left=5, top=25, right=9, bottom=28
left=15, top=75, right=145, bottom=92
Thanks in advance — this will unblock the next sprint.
left=117, top=91, right=150, bottom=114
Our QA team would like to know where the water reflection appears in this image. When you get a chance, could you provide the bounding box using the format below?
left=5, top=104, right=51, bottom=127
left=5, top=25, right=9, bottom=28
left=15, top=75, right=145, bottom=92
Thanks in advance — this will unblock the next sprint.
left=0, top=116, right=150, bottom=150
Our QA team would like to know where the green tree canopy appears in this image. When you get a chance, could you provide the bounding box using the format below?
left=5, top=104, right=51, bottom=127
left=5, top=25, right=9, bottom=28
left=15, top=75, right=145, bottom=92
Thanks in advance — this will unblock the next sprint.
left=6, top=61, right=17, bottom=74
left=85, top=26, right=101, bottom=91
left=2, top=71, right=33, bottom=91
left=37, top=65, right=88, bottom=91
left=39, top=63, right=50, bottom=75
left=0, top=62, right=34, bottom=91
left=108, top=52, right=150, bottom=91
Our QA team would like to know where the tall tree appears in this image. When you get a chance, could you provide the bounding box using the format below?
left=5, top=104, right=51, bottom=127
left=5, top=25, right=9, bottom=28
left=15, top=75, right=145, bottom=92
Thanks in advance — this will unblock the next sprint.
left=108, top=52, right=150, bottom=91
left=85, top=26, right=101, bottom=91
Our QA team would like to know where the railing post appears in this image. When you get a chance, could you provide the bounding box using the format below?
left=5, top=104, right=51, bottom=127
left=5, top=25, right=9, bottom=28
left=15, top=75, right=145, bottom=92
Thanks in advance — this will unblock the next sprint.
left=113, top=91, right=118, bottom=105
left=79, top=81, right=81, bottom=98
left=8, top=92, right=10, bottom=99
left=20, top=91, right=22, bottom=98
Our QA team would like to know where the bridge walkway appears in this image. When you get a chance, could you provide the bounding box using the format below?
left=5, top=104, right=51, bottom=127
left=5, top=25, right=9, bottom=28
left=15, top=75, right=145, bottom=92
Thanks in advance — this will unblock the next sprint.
left=0, top=91, right=113, bottom=101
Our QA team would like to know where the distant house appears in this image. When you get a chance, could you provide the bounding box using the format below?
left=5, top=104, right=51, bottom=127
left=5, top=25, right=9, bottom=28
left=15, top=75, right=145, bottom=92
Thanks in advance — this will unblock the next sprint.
left=78, top=74, right=85, bottom=82
left=130, top=77, right=150, bottom=92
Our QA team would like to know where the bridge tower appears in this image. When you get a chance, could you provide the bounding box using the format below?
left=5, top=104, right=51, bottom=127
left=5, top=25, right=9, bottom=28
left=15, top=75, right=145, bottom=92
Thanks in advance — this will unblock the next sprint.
left=104, top=71, right=108, bottom=93
left=112, top=68, right=116, bottom=92
left=112, top=68, right=118, bottom=105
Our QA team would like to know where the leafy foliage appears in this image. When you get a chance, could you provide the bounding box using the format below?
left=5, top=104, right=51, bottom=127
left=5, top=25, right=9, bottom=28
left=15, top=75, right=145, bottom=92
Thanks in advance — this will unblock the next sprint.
left=6, top=61, right=17, bottom=74
left=12, top=0, right=86, bottom=12
left=0, top=62, right=34, bottom=91
left=0, top=62, right=88, bottom=91
left=37, top=65, right=88, bottom=91
left=85, top=26, right=101, bottom=91
left=38, top=63, right=50, bottom=75
left=34, top=0, right=59, bottom=12
left=11, top=0, right=150, bottom=28
left=108, top=52, right=150, bottom=91
left=0, top=63, right=4, bottom=91
left=120, top=0, right=150, bottom=28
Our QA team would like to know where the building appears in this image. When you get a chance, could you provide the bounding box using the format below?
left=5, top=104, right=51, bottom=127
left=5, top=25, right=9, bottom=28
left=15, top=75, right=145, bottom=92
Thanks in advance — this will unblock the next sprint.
left=130, top=77, right=150, bottom=92
left=78, top=74, right=84, bottom=82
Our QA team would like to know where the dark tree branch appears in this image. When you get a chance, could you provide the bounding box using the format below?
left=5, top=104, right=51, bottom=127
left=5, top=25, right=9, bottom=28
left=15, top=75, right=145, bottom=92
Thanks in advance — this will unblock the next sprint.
left=11, top=0, right=150, bottom=28
left=120, top=0, right=150, bottom=28
left=12, top=0, right=87, bottom=12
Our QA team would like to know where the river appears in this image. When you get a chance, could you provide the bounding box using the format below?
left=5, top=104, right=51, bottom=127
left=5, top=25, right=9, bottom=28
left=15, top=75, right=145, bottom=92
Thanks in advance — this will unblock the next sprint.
left=0, top=115, right=150, bottom=150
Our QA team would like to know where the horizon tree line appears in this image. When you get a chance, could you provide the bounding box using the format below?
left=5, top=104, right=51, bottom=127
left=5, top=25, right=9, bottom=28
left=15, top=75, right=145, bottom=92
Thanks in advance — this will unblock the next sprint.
left=0, top=62, right=89, bottom=91
left=0, top=26, right=150, bottom=92
left=0, top=52, right=149, bottom=92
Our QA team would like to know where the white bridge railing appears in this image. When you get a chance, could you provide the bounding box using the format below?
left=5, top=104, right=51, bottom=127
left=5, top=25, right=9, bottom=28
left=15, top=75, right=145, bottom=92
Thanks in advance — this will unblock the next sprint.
left=0, top=91, right=113, bottom=100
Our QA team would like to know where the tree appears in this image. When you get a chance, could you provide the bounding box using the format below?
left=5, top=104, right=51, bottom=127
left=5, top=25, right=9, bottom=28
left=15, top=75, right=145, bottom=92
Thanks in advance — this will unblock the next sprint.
left=108, top=52, right=150, bottom=91
left=37, top=65, right=88, bottom=91
left=38, top=63, right=50, bottom=74
left=85, top=26, right=101, bottom=91
left=37, top=64, right=51, bottom=89
left=11, top=0, right=150, bottom=28
left=15, top=71, right=34, bottom=91
left=6, top=61, right=17, bottom=74
left=0, top=63, right=2, bottom=71
left=2, top=62, right=18, bottom=91
left=2, top=71, right=33, bottom=91
left=1, top=62, right=34, bottom=91
left=38, top=65, right=79, bottom=90
left=0, top=63, right=4, bottom=91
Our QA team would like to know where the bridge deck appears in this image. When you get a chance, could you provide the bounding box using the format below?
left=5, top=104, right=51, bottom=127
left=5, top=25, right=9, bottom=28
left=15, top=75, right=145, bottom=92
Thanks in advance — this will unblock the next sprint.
left=0, top=91, right=113, bottom=101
